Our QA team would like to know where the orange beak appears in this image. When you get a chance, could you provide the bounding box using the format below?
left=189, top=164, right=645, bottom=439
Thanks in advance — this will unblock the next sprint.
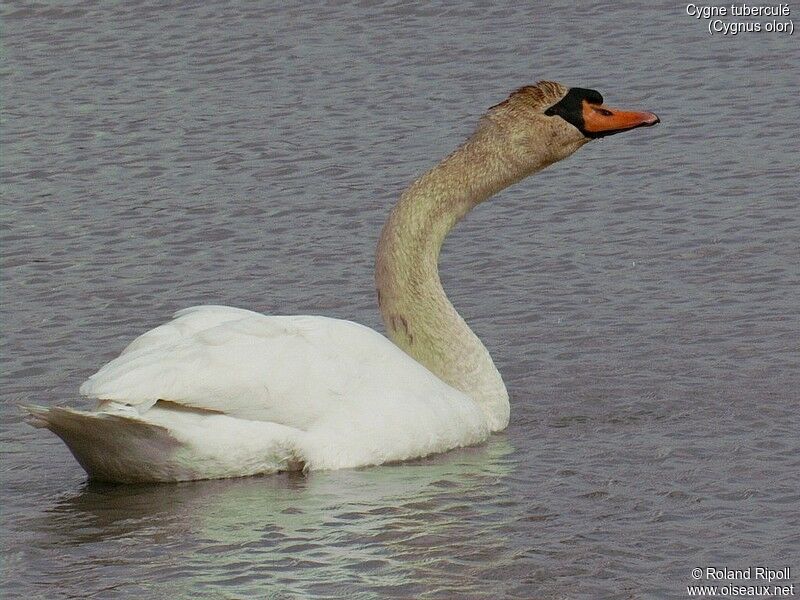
left=581, top=100, right=660, bottom=136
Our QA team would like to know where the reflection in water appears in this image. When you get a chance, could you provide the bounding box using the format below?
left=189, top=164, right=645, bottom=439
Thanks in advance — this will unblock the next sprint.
left=29, top=438, right=521, bottom=598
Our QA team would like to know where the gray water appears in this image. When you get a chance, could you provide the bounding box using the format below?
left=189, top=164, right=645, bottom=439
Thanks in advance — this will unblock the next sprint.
left=2, top=1, right=798, bottom=598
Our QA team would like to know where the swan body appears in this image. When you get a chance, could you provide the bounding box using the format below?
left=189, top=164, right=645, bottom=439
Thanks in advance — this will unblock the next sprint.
left=29, top=306, right=488, bottom=481
left=27, top=81, right=658, bottom=482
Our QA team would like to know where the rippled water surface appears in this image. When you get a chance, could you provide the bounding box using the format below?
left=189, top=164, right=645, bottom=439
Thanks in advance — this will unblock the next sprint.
left=2, top=1, right=798, bottom=598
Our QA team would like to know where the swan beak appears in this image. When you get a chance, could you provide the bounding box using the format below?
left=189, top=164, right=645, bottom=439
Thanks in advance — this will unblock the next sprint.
left=581, top=101, right=660, bottom=137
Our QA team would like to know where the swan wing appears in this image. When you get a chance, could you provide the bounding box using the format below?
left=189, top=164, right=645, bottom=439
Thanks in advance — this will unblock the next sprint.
left=79, top=305, right=470, bottom=431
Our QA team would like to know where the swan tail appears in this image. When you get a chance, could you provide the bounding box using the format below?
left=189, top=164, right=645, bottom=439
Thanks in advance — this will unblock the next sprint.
left=23, top=404, right=307, bottom=483
left=23, top=405, right=189, bottom=483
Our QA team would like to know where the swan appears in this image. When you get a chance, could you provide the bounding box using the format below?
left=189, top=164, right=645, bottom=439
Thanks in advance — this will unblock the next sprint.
left=26, top=81, right=659, bottom=483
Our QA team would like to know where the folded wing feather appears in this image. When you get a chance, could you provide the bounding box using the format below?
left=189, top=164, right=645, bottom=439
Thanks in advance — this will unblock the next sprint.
left=79, top=305, right=467, bottom=432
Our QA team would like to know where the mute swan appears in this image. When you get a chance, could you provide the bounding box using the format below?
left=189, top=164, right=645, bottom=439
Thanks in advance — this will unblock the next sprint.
left=26, top=81, right=659, bottom=482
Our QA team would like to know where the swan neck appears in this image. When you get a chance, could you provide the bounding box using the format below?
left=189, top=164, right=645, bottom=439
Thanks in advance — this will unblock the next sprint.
left=375, top=126, right=541, bottom=430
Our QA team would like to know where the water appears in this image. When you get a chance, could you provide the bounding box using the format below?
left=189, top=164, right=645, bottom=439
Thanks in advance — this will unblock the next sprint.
left=2, top=1, right=798, bottom=598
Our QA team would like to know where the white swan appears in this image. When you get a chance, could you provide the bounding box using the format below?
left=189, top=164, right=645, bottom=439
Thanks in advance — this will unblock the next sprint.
left=26, top=81, right=659, bottom=482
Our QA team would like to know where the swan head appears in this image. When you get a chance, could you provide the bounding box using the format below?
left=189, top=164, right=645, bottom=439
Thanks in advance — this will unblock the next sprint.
left=485, top=81, right=660, bottom=167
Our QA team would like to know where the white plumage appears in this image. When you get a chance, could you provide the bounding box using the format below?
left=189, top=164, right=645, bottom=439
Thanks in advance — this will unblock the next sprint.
left=28, top=306, right=488, bottom=482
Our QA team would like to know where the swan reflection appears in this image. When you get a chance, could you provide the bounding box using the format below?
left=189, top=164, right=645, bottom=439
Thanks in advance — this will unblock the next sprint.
left=35, top=438, right=523, bottom=597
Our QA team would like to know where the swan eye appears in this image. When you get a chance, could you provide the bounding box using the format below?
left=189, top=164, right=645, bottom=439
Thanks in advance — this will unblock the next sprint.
left=595, top=108, right=613, bottom=117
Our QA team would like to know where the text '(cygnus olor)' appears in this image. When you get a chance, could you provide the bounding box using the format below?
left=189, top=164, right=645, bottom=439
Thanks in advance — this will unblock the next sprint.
left=27, top=81, right=659, bottom=482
